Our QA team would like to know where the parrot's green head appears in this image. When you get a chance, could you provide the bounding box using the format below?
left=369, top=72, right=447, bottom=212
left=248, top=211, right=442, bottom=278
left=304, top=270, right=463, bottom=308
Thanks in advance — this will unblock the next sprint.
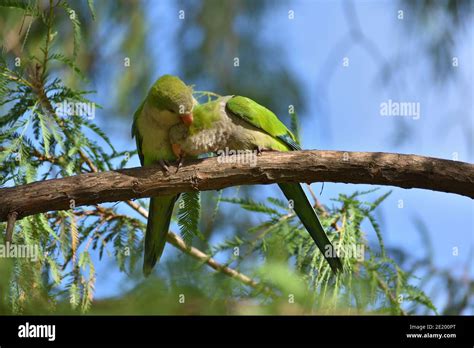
left=148, top=75, right=194, bottom=125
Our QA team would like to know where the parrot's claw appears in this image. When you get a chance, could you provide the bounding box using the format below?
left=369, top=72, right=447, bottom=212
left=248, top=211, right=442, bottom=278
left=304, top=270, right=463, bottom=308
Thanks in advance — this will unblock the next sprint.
left=255, top=146, right=264, bottom=156
left=175, top=157, right=184, bottom=173
left=158, top=159, right=170, bottom=173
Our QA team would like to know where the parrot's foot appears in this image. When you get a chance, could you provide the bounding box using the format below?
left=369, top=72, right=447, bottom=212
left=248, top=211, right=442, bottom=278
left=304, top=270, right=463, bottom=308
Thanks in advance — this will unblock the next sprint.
left=255, top=146, right=264, bottom=156
left=171, top=143, right=186, bottom=173
left=158, top=159, right=170, bottom=173
left=175, top=157, right=184, bottom=173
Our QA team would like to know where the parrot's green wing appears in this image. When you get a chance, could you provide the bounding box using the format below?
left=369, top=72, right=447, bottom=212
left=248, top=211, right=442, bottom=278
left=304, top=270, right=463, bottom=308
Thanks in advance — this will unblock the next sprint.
left=131, top=99, right=145, bottom=165
left=226, top=96, right=343, bottom=273
left=226, top=96, right=300, bottom=151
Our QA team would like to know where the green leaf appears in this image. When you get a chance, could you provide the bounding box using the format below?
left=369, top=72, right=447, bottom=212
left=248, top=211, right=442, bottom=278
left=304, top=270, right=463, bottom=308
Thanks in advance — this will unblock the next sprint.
left=37, top=110, right=51, bottom=156
left=82, top=118, right=116, bottom=152
left=69, top=282, right=80, bottom=309
left=221, top=197, right=280, bottom=215
left=61, top=2, right=82, bottom=61
left=177, top=191, right=203, bottom=246
left=87, top=0, right=96, bottom=20
left=46, top=256, right=62, bottom=285
left=49, top=53, right=86, bottom=79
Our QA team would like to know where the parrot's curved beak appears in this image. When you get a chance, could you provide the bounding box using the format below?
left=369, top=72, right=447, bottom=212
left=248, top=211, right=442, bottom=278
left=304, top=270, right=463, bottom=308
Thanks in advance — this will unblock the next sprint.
left=181, top=112, right=193, bottom=126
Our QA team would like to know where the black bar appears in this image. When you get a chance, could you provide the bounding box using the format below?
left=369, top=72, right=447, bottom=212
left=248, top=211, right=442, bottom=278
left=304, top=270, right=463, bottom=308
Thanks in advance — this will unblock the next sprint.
left=0, top=315, right=471, bottom=346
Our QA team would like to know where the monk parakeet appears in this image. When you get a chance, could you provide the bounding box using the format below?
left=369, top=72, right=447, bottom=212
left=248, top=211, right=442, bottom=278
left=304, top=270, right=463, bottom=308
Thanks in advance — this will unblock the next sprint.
left=169, top=96, right=343, bottom=273
left=131, top=75, right=195, bottom=276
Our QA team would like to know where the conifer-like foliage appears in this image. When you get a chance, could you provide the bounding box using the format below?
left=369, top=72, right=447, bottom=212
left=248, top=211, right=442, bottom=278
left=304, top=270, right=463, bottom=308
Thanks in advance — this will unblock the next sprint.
left=0, top=0, right=137, bottom=313
left=0, top=1, right=467, bottom=315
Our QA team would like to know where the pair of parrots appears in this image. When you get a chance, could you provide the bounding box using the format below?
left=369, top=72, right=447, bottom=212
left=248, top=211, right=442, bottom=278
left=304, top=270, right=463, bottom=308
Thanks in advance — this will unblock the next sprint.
left=132, top=75, right=342, bottom=276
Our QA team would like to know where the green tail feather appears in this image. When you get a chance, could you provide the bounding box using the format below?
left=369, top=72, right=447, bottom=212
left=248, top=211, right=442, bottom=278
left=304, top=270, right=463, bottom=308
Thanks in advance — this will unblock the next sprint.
left=278, top=183, right=343, bottom=273
left=143, top=194, right=179, bottom=276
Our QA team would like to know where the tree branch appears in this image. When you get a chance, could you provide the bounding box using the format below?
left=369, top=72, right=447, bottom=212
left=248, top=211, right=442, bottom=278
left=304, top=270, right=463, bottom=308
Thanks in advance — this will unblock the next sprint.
left=1, top=150, right=472, bottom=221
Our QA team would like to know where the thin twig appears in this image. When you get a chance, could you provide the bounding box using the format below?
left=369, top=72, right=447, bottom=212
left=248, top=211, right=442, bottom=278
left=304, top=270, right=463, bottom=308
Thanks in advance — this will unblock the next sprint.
left=125, top=199, right=271, bottom=294
left=375, top=274, right=408, bottom=316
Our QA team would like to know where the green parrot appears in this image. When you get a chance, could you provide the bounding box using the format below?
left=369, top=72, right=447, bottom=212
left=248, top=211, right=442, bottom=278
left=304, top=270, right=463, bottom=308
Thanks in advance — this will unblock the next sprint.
left=131, top=75, right=195, bottom=276
left=169, top=95, right=343, bottom=273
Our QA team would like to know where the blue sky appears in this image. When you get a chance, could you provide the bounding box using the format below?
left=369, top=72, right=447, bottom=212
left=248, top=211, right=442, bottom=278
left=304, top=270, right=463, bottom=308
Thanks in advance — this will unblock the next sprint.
left=88, top=0, right=473, bottom=313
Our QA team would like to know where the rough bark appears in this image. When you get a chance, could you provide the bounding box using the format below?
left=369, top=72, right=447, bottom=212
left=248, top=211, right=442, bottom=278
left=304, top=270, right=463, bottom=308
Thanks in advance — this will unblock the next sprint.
left=1, top=150, right=472, bottom=221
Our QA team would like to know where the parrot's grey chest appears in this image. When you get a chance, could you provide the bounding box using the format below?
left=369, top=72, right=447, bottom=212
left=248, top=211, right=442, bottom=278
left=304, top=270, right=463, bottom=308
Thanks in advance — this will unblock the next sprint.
left=182, top=119, right=237, bottom=155
left=171, top=97, right=263, bottom=156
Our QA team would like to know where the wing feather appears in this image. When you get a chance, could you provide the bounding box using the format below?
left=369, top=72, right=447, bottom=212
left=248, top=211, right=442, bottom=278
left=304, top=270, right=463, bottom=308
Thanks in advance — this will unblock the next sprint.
left=226, top=96, right=299, bottom=150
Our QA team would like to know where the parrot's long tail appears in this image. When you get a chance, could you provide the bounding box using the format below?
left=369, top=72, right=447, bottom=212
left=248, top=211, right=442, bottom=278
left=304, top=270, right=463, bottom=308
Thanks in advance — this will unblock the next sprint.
left=278, top=183, right=343, bottom=274
left=143, top=194, right=179, bottom=276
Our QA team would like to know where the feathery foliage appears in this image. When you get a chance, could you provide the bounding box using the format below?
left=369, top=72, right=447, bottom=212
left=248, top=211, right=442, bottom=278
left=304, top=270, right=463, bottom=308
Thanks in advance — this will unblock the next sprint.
left=177, top=192, right=203, bottom=247
left=209, top=188, right=437, bottom=314
left=0, top=0, right=135, bottom=313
